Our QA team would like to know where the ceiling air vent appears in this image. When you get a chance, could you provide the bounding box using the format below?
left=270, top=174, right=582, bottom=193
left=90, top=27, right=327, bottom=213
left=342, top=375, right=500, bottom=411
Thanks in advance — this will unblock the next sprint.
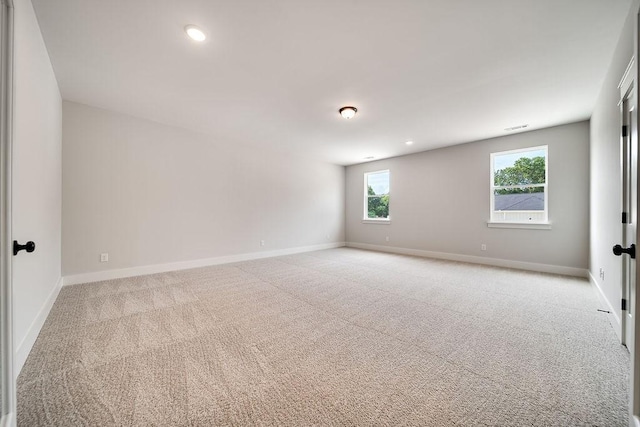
left=504, top=124, right=529, bottom=131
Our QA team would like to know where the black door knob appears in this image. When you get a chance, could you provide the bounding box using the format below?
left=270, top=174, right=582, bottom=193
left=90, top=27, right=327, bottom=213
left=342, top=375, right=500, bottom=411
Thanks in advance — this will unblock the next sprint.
left=613, top=243, right=636, bottom=259
left=13, top=240, right=35, bottom=256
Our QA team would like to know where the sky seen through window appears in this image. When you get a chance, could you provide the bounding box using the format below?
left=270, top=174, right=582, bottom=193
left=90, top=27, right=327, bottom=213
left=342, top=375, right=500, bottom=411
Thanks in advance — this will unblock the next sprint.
left=367, top=171, right=389, bottom=195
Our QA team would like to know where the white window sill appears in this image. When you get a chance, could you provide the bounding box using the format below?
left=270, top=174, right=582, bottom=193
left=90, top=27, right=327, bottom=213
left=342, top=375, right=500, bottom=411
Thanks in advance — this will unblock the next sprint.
left=487, top=222, right=552, bottom=230
left=362, top=219, right=391, bottom=225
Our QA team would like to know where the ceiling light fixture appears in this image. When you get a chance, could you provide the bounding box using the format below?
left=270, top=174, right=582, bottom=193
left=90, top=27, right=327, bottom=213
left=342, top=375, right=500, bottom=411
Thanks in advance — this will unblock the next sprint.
left=339, top=106, right=357, bottom=119
left=185, top=25, right=206, bottom=42
left=405, top=140, right=414, bottom=145
left=364, top=156, right=375, bottom=160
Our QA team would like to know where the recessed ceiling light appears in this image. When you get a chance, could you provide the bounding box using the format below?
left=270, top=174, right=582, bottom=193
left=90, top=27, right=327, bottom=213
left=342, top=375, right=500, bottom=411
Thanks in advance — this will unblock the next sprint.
left=339, top=106, right=357, bottom=119
left=405, top=140, right=414, bottom=145
left=504, top=124, right=528, bottom=132
left=185, top=25, right=206, bottom=42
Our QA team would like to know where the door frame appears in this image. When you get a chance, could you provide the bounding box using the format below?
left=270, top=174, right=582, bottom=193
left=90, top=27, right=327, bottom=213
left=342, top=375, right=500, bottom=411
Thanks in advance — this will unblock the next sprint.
left=0, top=0, right=14, bottom=425
left=619, top=55, right=636, bottom=350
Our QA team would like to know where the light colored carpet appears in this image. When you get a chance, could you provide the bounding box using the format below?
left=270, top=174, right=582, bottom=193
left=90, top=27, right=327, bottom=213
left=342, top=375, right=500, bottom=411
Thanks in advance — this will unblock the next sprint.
left=17, top=248, right=628, bottom=426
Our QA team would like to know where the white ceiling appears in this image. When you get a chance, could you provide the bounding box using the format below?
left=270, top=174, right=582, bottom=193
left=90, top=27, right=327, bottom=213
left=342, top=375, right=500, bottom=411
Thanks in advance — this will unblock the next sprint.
left=32, top=0, right=631, bottom=165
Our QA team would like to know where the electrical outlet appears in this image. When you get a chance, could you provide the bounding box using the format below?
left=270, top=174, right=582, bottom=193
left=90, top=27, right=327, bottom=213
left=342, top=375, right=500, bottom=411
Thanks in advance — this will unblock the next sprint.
left=600, top=268, right=605, bottom=280
left=100, top=253, right=109, bottom=262
left=385, top=236, right=390, bottom=242
left=326, top=234, right=330, bottom=240
left=481, top=244, right=487, bottom=251
left=260, top=240, right=265, bottom=247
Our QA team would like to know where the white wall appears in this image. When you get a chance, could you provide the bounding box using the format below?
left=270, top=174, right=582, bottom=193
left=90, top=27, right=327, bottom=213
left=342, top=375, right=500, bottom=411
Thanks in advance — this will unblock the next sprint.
left=346, top=122, right=590, bottom=274
left=590, top=1, right=638, bottom=336
left=13, top=0, right=62, bottom=375
left=62, top=101, right=345, bottom=278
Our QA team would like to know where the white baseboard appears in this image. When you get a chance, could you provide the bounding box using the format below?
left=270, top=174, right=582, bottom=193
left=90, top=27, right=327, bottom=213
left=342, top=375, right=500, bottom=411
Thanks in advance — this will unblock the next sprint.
left=63, top=242, right=346, bottom=286
left=0, top=413, right=13, bottom=427
left=588, top=271, right=622, bottom=342
left=346, top=242, right=589, bottom=278
left=14, top=276, right=62, bottom=378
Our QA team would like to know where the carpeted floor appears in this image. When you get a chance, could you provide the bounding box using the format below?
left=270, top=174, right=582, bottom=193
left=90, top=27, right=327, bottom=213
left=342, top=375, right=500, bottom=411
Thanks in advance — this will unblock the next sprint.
left=17, top=248, right=628, bottom=426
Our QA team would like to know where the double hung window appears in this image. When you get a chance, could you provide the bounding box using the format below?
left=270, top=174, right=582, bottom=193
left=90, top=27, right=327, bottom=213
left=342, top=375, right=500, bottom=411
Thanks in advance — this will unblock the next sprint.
left=490, top=146, right=548, bottom=224
left=364, top=170, right=390, bottom=221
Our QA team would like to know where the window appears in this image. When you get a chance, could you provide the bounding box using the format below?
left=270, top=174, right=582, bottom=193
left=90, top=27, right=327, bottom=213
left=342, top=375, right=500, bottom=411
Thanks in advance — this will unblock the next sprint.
left=364, top=170, right=390, bottom=221
left=490, top=146, right=548, bottom=224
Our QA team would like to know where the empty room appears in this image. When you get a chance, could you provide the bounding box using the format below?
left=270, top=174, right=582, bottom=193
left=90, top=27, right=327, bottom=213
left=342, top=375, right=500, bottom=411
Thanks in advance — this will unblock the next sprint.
left=1, top=0, right=640, bottom=425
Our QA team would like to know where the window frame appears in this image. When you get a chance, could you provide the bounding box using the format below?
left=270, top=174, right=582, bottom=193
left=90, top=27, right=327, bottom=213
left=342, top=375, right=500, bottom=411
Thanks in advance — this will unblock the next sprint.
left=489, top=145, right=549, bottom=227
left=363, top=170, right=391, bottom=224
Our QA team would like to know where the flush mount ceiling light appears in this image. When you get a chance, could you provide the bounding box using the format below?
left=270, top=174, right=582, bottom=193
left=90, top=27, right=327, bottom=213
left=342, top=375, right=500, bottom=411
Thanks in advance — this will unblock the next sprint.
left=339, top=106, right=357, bottom=119
left=405, top=140, right=414, bottom=145
left=185, top=25, right=206, bottom=42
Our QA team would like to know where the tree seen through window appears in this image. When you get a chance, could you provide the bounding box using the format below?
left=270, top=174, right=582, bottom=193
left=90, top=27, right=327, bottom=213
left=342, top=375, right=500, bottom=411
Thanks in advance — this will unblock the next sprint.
left=365, top=170, right=390, bottom=219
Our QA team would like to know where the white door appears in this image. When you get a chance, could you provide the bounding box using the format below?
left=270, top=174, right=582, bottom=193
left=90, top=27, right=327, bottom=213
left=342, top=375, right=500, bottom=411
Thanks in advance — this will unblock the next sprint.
left=0, top=1, right=13, bottom=426
left=618, top=57, right=637, bottom=352
left=625, top=10, right=640, bottom=424
left=631, top=10, right=640, bottom=427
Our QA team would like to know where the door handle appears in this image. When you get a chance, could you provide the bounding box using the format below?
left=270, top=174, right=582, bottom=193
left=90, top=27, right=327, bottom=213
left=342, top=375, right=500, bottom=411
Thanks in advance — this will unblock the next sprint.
left=13, top=240, right=35, bottom=256
left=613, top=243, right=636, bottom=259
